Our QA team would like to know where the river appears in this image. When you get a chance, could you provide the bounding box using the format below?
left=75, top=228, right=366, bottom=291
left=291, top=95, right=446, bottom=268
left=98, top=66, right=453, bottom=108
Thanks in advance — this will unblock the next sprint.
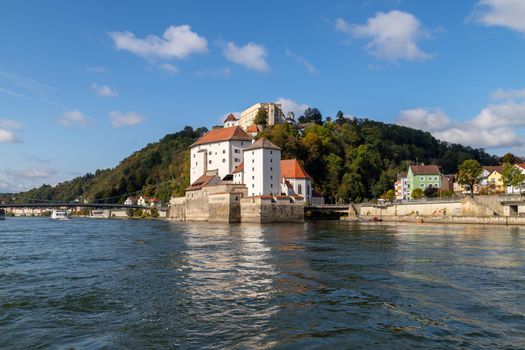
left=1, top=218, right=524, bottom=349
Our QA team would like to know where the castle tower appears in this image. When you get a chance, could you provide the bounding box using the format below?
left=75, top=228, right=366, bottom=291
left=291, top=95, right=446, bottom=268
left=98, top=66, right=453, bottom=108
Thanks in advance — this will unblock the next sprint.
left=243, top=138, right=281, bottom=196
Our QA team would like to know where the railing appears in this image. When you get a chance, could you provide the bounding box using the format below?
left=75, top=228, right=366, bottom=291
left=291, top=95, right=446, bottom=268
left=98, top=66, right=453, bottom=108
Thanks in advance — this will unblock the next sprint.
left=498, top=194, right=524, bottom=203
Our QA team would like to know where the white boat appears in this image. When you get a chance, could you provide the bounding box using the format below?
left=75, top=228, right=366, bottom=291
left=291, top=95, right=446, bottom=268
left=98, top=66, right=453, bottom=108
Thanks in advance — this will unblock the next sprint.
left=50, top=210, right=69, bottom=220
left=0, top=209, right=5, bottom=220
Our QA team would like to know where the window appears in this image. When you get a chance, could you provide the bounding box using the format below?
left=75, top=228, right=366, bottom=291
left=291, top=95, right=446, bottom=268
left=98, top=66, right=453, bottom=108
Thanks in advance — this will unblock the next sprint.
left=271, top=184, right=273, bottom=188
left=435, top=183, right=439, bottom=187
left=209, top=160, right=212, bottom=164
left=252, top=167, right=254, bottom=171
left=270, top=159, right=273, bottom=163
left=193, top=154, right=195, bottom=158
left=252, top=151, right=254, bottom=155
left=223, top=150, right=226, bottom=154
left=241, top=142, right=244, bottom=145
left=270, top=176, right=273, bottom=180
left=307, top=184, right=310, bottom=195
left=252, top=176, right=254, bottom=180
left=252, top=159, right=254, bottom=163
left=270, top=151, right=273, bottom=155
left=235, top=149, right=239, bottom=153
left=298, top=184, right=302, bottom=195
left=195, top=162, right=198, bottom=166
left=420, top=184, right=424, bottom=188
left=234, top=158, right=240, bottom=162
left=420, top=176, right=424, bottom=181
left=222, top=159, right=226, bottom=163
left=252, top=184, right=254, bottom=188
left=270, top=167, right=273, bottom=171
left=208, top=151, right=212, bottom=155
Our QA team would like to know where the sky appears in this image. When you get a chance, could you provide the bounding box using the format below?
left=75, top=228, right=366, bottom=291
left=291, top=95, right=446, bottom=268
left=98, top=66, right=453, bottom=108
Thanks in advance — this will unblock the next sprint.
left=1, top=0, right=525, bottom=192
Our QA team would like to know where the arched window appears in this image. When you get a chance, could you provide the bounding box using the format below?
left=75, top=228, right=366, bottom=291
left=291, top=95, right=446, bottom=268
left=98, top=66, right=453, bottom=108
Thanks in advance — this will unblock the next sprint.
left=298, top=184, right=302, bottom=195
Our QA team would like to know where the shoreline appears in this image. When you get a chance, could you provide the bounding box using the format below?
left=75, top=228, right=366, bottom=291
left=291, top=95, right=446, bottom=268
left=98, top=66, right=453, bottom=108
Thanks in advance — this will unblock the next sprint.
left=344, top=215, right=525, bottom=226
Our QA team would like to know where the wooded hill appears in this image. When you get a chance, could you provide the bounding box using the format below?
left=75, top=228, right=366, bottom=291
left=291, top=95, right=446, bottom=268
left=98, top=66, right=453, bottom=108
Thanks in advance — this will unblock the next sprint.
left=1, top=115, right=499, bottom=204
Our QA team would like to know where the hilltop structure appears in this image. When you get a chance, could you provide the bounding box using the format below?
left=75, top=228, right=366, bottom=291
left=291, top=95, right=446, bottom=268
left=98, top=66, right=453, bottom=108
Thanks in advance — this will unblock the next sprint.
left=170, top=103, right=322, bottom=223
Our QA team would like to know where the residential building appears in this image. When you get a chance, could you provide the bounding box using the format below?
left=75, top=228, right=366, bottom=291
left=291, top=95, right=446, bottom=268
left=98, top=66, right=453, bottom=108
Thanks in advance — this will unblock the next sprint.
left=189, top=126, right=252, bottom=183
left=486, top=166, right=504, bottom=193
left=280, top=159, right=313, bottom=203
left=124, top=196, right=137, bottom=205
left=406, top=165, right=441, bottom=198
left=441, top=174, right=456, bottom=192
left=138, top=196, right=149, bottom=206
left=223, top=113, right=238, bottom=128
left=238, top=103, right=285, bottom=130
left=232, top=162, right=244, bottom=184
left=395, top=172, right=408, bottom=200
left=243, top=138, right=281, bottom=196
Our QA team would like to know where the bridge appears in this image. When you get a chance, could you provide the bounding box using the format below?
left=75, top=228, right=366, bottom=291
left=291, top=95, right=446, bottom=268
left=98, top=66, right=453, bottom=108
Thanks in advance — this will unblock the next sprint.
left=0, top=203, right=149, bottom=209
left=304, top=204, right=350, bottom=213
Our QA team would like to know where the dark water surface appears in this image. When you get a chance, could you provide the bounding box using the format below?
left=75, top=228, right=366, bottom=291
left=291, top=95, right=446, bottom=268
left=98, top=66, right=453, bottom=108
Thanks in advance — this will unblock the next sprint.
left=1, top=218, right=525, bottom=349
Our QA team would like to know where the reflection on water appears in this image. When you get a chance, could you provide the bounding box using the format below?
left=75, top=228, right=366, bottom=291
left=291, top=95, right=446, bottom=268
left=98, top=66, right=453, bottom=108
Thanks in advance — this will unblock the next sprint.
left=1, top=218, right=525, bottom=348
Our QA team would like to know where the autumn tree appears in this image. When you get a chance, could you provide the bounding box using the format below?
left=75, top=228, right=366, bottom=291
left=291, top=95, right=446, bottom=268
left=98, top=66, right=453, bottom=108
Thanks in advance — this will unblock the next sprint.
left=457, top=159, right=483, bottom=197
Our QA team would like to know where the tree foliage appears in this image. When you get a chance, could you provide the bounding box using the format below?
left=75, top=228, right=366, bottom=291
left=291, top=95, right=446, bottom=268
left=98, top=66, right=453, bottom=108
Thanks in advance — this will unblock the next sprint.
left=457, top=159, right=483, bottom=197
left=411, top=188, right=424, bottom=200
left=502, top=162, right=525, bottom=193
left=253, top=109, right=268, bottom=126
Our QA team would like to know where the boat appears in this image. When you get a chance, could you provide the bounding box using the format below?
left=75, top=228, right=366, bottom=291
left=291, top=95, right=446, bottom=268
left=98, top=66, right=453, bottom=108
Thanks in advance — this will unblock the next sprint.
left=0, top=209, right=5, bottom=220
left=50, top=210, right=69, bottom=220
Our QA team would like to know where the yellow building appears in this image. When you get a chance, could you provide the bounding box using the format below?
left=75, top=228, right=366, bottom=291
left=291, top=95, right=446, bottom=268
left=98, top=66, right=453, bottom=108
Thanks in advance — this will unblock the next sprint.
left=238, top=103, right=285, bottom=130
left=487, top=168, right=504, bottom=192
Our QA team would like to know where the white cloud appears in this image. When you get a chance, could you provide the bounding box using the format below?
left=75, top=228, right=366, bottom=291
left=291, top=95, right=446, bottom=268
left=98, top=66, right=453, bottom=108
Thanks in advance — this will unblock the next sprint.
left=91, top=83, right=118, bottom=97
left=285, top=50, right=318, bottom=75
left=0, top=118, right=22, bottom=130
left=223, top=41, right=269, bottom=72
left=397, top=108, right=451, bottom=131
left=491, top=87, right=525, bottom=100
left=58, top=110, right=89, bottom=127
left=109, top=25, right=208, bottom=60
left=275, top=97, right=310, bottom=117
left=159, top=63, right=179, bottom=75
left=109, top=111, right=144, bottom=128
left=194, top=67, right=231, bottom=77
left=6, top=168, right=57, bottom=179
left=397, top=97, right=525, bottom=149
left=474, top=0, right=525, bottom=33
left=0, top=129, right=19, bottom=143
left=336, top=11, right=432, bottom=61
left=434, top=126, right=521, bottom=148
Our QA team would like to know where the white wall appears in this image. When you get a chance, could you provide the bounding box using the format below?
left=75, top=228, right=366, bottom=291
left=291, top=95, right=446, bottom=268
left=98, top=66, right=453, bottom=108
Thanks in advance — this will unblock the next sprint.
left=287, top=178, right=311, bottom=203
left=244, top=148, right=281, bottom=196
left=190, top=139, right=250, bottom=184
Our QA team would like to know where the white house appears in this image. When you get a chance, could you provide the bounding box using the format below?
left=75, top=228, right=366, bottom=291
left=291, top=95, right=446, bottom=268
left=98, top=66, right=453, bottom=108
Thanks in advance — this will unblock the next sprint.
left=223, top=113, right=238, bottom=128
left=395, top=172, right=408, bottom=200
left=189, top=126, right=252, bottom=184
left=280, top=159, right=313, bottom=203
left=243, top=138, right=281, bottom=196
left=233, top=162, right=244, bottom=184
left=124, top=196, right=137, bottom=205
left=138, top=196, right=149, bottom=206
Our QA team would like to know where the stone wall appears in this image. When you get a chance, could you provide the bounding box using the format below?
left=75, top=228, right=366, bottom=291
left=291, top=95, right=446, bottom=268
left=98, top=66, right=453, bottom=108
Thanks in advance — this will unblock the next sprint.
left=240, top=196, right=304, bottom=223
left=359, top=201, right=462, bottom=218
left=168, top=197, right=186, bottom=221
left=208, top=192, right=242, bottom=223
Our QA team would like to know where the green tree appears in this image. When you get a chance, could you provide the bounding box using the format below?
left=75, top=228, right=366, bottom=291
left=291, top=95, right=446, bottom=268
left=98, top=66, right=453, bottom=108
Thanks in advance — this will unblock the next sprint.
left=457, top=159, right=483, bottom=197
left=501, top=152, right=520, bottom=165
left=383, top=189, right=395, bottom=202
left=338, top=172, right=366, bottom=203
left=411, top=188, right=424, bottom=200
left=253, top=109, right=268, bottom=126
left=502, top=162, right=525, bottom=194
left=298, top=107, right=323, bottom=124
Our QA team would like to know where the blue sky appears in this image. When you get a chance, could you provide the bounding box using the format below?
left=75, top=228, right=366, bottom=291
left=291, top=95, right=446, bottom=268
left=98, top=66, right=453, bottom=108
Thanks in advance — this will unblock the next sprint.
left=1, top=0, right=525, bottom=192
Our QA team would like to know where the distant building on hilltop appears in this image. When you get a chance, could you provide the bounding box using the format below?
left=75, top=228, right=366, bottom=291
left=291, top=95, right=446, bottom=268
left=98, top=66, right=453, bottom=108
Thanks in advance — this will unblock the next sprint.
left=238, top=102, right=285, bottom=130
left=223, top=113, right=238, bottom=128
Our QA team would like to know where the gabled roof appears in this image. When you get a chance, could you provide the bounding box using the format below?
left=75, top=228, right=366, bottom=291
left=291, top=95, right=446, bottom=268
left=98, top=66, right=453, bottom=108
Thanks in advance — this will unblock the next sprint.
left=233, top=162, right=244, bottom=173
left=483, top=165, right=503, bottom=174
left=280, top=159, right=312, bottom=179
left=224, top=113, right=238, bottom=122
left=515, top=163, right=525, bottom=170
left=191, top=126, right=252, bottom=147
left=409, top=165, right=441, bottom=175
left=398, top=171, right=407, bottom=179
left=185, top=174, right=219, bottom=191
left=244, top=137, right=280, bottom=151
left=246, top=124, right=260, bottom=133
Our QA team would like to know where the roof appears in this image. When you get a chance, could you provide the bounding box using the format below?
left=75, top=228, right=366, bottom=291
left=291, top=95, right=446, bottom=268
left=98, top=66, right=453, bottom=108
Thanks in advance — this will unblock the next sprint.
left=224, top=113, right=238, bottom=122
left=233, top=162, right=244, bottom=173
left=246, top=124, right=259, bottom=133
left=409, top=165, right=441, bottom=175
left=312, top=189, right=323, bottom=197
left=280, top=159, right=312, bottom=179
left=244, top=137, right=280, bottom=151
left=185, top=174, right=218, bottom=191
left=483, top=165, right=503, bottom=174
left=398, top=171, right=407, bottom=179
left=191, top=126, right=252, bottom=147
left=515, top=163, right=525, bottom=170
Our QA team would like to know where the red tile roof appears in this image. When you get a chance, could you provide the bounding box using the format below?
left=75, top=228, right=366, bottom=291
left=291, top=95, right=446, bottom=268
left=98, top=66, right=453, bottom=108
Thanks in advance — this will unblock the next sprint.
left=515, top=163, right=525, bottom=170
left=280, top=159, right=312, bottom=179
left=224, top=113, right=238, bottom=122
left=191, top=126, right=252, bottom=147
left=246, top=124, right=259, bottom=133
left=233, top=162, right=244, bottom=173
left=409, top=165, right=441, bottom=175
left=185, top=174, right=219, bottom=191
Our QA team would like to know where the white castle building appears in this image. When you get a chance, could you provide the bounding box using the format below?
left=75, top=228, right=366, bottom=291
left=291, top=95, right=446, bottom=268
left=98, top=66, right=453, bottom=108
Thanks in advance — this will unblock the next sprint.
left=242, top=138, right=281, bottom=196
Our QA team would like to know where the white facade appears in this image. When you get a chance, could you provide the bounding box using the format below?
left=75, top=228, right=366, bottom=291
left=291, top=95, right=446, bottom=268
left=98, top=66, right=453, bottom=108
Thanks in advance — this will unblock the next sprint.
left=282, top=178, right=311, bottom=203
left=138, top=196, right=148, bottom=206
left=124, top=197, right=136, bottom=205
left=190, top=139, right=249, bottom=184
left=238, top=103, right=285, bottom=130
left=243, top=145, right=281, bottom=196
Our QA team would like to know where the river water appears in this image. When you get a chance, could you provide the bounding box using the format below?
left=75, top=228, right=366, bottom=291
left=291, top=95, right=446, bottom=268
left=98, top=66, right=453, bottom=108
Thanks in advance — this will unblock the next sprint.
left=1, top=218, right=525, bottom=349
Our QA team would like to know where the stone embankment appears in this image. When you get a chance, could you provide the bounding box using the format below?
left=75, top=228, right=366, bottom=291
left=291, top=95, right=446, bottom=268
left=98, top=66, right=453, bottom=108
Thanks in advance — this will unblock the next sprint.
left=345, top=195, right=525, bottom=226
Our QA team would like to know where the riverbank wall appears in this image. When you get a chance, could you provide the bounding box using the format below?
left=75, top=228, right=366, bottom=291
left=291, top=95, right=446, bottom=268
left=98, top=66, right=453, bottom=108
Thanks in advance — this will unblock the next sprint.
left=348, top=195, right=525, bottom=226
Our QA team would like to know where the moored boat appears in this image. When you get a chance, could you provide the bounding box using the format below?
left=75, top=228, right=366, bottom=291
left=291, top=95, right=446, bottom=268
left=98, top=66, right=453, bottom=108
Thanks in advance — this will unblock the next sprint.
left=50, top=210, right=69, bottom=220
